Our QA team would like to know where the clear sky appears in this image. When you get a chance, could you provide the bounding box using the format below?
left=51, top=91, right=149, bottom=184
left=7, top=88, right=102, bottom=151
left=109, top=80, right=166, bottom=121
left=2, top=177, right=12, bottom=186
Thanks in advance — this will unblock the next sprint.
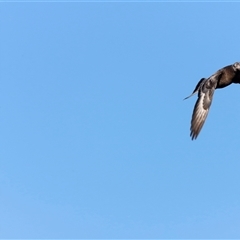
left=1, top=1, right=240, bottom=239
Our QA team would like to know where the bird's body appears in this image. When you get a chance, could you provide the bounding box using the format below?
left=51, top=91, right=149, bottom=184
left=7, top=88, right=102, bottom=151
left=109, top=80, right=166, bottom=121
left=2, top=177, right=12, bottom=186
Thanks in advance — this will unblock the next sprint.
left=185, top=62, right=240, bottom=140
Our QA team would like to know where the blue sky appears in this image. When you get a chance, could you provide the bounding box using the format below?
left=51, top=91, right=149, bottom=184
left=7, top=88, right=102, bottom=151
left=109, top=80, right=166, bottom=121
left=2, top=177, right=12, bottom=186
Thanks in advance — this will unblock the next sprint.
left=1, top=2, right=240, bottom=238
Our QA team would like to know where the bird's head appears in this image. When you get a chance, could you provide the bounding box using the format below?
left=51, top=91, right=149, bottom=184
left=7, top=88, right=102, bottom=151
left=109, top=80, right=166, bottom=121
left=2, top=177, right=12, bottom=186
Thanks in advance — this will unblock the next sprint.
left=232, top=62, right=240, bottom=71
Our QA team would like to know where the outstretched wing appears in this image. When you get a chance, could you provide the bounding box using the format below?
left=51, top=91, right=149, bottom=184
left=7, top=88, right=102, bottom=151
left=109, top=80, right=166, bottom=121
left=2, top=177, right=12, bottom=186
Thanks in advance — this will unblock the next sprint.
left=190, top=74, right=220, bottom=140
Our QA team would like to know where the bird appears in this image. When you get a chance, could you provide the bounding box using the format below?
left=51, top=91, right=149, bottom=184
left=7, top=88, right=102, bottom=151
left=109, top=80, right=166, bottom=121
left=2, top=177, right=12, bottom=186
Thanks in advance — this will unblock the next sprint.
left=185, top=62, right=240, bottom=140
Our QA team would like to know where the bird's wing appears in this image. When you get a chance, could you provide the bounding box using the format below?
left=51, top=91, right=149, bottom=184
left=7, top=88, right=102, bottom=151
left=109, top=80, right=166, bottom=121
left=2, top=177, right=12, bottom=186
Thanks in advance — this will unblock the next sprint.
left=184, top=78, right=206, bottom=100
left=190, top=73, right=220, bottom=140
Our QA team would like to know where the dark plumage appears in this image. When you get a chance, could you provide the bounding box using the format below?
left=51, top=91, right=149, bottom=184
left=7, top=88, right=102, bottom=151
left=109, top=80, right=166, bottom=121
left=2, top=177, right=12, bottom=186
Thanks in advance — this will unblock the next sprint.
left=185, top=62, right=240, bottom=140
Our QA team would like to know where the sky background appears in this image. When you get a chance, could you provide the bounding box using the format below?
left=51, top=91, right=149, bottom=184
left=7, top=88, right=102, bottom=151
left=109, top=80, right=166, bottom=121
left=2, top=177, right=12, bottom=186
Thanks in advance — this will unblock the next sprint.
left=1, top=1, right=240, bottom=239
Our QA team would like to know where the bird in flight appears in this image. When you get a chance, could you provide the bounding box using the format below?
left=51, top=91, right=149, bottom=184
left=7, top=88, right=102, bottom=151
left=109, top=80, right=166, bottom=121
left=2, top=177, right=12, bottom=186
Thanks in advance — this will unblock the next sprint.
left=185, top=62, right=240, bottom=140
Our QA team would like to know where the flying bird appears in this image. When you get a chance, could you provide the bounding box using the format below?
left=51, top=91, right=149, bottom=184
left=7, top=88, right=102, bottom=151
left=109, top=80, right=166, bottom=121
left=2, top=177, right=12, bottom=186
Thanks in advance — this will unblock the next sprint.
left=185, top=62, right=240, bottom=140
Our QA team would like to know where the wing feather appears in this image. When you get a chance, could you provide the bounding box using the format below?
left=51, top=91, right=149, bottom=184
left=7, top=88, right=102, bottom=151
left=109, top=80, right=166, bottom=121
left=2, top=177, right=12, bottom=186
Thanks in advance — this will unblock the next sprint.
left=190, top=94, right=209, bottom=140
left=190, top=76, right=218, bottom=140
